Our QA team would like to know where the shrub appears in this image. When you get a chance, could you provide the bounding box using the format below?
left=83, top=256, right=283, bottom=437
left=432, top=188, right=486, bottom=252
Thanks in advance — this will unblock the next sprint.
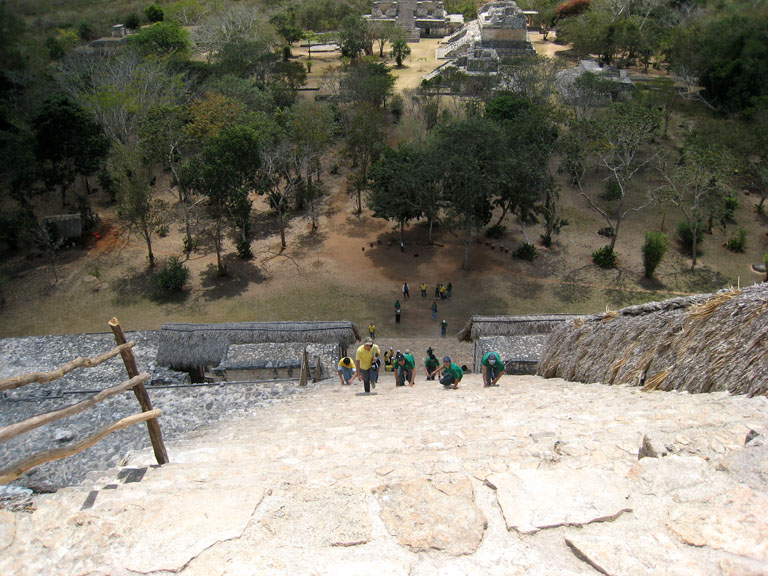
left=485, top=223, right=506, bottom=239
left=601, top=178, right=622, bottom=201
left=390, top=94, right=404, bottom=123
left=236, top=239, right=253, bottom=259
left=723, top=195, right=738, bottom=219
left=676, top=220, right=703, bottom=255
left=642, top=231, right=668, bottom=278
left=513, top=243, right=538, bottom=261
left=592, top=245, right=617, bottom=269
left=182, top=235, right=197, bottom=253
left=153, top=256, right=189, bottom=294
left=725, top=227, right=747, bottom=252
left=157, top=224, right=169, bottom=238
left=124, top=13, right=141, bottom=31
left=144, top=4, right=165, bottom=23
left=557, top=0, right=591, bottom=20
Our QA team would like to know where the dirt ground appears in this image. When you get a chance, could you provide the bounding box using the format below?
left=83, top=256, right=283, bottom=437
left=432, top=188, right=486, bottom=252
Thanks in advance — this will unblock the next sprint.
left=1, top=36, right=766, bottom=338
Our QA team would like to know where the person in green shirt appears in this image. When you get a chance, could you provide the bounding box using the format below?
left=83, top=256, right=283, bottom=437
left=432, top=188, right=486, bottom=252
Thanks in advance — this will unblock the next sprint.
left=438, top=356, right=463, bottom=389
left=424, top=353, right=440, bottom=380
left=396, top=350, right=415, bottom=386
left=481, top=351, right=505, bottom=387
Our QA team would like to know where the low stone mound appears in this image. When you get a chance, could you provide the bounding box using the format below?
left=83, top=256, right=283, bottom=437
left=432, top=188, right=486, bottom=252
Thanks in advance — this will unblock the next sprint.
left=538, top=283, right=768, bottom=396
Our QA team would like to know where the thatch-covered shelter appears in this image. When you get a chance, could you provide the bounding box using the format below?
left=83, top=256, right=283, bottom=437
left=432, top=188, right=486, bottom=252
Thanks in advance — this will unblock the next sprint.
left=156, top=321, right=360, bottom=379
left=537, top=284, right=768, bottom=397
left=458, top=315, right=581, bottom=373
left=44, top=214, right=82, bottom=241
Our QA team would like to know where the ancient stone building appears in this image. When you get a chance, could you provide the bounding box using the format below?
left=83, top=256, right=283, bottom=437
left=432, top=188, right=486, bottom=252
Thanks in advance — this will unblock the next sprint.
left=436, top=1, right=535, bottom=73
left=367, top=1, right=464, bottom=41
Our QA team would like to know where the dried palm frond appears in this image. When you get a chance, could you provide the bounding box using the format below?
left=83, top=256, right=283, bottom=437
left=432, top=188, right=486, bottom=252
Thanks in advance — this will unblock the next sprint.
left=643, top=369, right=670, bottom=392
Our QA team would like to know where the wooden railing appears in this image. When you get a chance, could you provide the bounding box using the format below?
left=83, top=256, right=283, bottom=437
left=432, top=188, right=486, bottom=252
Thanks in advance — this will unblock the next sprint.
left=0, top=318, right=168, bottom=485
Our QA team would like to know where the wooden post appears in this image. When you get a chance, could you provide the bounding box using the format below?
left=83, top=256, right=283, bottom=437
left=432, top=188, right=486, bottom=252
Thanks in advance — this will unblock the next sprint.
left=299, top=349, right=309, bottom=387
left=109, top=318, right=169, bottom=465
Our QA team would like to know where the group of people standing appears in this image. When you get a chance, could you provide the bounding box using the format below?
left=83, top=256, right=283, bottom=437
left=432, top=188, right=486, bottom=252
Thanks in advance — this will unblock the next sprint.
left=395, top=281, right=453, bottom=335
left=338, top=343, right=505, bottom=393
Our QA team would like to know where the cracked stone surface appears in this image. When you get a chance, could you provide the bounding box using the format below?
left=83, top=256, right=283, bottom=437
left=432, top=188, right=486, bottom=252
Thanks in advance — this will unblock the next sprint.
left=491, top=468, right=632, bottom=534
left=1, top=373, right=767, bottom=575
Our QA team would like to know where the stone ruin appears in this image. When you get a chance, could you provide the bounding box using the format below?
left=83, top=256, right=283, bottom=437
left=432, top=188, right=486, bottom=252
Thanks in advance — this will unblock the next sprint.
left=367, top=1, right=464, bottom=41
left=435, top=1, right=535, bottom=75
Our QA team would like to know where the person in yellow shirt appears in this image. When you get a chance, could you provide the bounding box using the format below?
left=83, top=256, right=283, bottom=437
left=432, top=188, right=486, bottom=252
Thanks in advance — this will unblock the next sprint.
left=355, top=338, right=381, bottom=393
left=420, top=282, right=428, bottom=298
left=337, top=357, right=356, bottom=385
left=368, top=322, right=375, bottom=340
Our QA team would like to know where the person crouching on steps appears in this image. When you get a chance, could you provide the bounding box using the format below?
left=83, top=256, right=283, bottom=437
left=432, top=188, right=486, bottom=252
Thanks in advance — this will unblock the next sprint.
left=396, top=351, right=415, bottom=387
left=438, top=356, right=463, bottom=389
left=337, top=357, right=356, bottom=385
left=482, top=350, right=505, bottom=387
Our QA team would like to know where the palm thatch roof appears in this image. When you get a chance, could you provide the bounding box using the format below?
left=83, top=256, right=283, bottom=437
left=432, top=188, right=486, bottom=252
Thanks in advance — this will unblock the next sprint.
left=458, top=314, right=582, bottom=342
left=537, top=284, right=768, bottom=397
left=156, top=321, right=361, bottom=371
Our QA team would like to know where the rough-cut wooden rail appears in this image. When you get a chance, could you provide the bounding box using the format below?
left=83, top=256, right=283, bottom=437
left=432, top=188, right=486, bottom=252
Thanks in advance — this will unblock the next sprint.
left=109, top=318, right=169, bottom=465
left=0, top=342, right=136, bottom=392
left=0, top=374, right=150, bottom=444
left=0, top=409, right=162, bottom=485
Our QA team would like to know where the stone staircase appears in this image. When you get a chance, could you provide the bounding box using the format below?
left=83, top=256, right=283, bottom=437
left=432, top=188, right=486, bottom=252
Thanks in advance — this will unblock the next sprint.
left=397, top=0, right=421, bottom=41
left=3, top=373, right=766, bottom=575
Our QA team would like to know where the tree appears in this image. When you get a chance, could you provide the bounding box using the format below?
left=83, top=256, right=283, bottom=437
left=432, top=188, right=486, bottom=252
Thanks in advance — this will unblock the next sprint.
left=642, top=230, right=668, bottom=278
left=145, top=4, right=165, bottom=23
left=183, top=125, right=261, bottom=271
left=432, top=118, right=506, bottom=270
left=485, top=93, right=560, bottom=244
left=338, top=14, right=372, bottom=59
left=55, top=49, right=186, bottom=145
left=497, top=54, right=563, bottom=107
left=390, top=36, right=411, bottom=68
left=368, top=145, right=425, bottom=244
left=340, top=61, right=395, bottom=108
left=574, top=101, right=661, bottom=252
left=369, top=20, right=395, bottom=58
left=289, top=101, right=334, bottom=230
left=33, top=95, right=108, bottom=207
left=653, top=145, right=728, bottom=269
left=343, top=103, right=386, bottom=215
left=694, top=11, right=768, bottom=114
left=271, top=9, right=303, bottom=60
left=109, top=143, right=168, bottom=268
left=126, top=21, right=191, bottom=59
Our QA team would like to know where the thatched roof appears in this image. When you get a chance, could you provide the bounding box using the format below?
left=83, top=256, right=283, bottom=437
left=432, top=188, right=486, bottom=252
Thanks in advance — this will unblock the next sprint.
left=44, top=214, right=82, bottom=240
left=537, top=284, right=768, bottom=397
left=156, top=321, right=360, bottom=371
left=458, top=314, right=582, bottom=342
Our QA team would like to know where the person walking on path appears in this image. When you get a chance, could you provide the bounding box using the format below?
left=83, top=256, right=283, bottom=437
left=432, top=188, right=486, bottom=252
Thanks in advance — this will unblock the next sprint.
left=425, top=353, right=440, bottom=380
left=368, top=322, right=376, bottom=340
left=441, top=319, right=447, bottom=337
left=481, top=350, right=505, bottom=387
left=402, top=282, right=410, bottom=300
left=440, top=284, right=447, bottom=300
left=395, top=350, right=416, bottom=386
left=337, top=357, right=356, bottom=386
left=434, top=283, right=441, bottom=299
left=420, top=282, right=427, bottom=298
left=438, top=356, right=464, bottom=389
left=355, top=338, right=380, bottom=394
left=431, top=300, right=438, bottom=320
left=395, top=299, right=401, bottom=324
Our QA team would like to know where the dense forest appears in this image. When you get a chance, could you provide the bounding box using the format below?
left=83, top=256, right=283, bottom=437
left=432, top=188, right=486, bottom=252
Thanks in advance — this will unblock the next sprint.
left=1, top=0, right=767, bottom=295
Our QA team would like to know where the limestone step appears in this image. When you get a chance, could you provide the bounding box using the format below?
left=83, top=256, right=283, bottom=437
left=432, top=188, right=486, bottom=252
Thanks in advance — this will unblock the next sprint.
left=3, top=374, right=767, bottom=576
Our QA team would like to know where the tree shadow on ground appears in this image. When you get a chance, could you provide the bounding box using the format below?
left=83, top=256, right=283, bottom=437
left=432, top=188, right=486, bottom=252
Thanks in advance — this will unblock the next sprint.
left=199, top=255, right=264, bottom=301
left=250, top=210, right=285, bottom=242
left=291, top=226, right=329, bottom=259
left=110, top=266, right=156, bottom=306
left=660, top=266, right=731, bottom=293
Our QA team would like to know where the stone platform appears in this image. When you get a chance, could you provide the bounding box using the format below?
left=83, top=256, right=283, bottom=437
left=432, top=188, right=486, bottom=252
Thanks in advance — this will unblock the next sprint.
left=2, top=372, right=767, bottom=575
